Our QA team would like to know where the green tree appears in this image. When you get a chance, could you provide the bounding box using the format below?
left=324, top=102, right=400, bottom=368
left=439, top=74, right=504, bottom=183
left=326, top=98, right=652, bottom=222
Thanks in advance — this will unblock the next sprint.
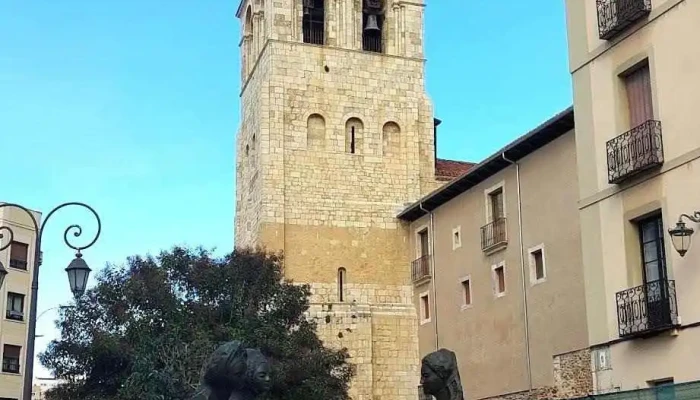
left=40, top=247, right=354, bottom=400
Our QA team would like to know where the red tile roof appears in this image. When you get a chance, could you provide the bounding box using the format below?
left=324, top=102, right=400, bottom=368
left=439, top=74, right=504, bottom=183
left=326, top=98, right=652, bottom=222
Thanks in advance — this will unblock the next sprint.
left=435, top=158, right=475, bottom=181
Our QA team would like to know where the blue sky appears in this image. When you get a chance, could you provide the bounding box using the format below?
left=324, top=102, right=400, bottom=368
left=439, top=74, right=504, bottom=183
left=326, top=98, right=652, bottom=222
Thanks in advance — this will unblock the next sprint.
left=0, top=0, right=571, bottom=379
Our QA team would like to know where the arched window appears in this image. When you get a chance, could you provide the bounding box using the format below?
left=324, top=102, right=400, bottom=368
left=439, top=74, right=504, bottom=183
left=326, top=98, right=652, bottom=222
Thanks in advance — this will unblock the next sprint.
left=338, top=267, right=347, bottom=302
left=303, top=0, right=324, bottom=44
left=345, top=118, right=364, bottom=154
left=307, top=114, right=326, bottom=149
left=382, top=121, right=400, bottom=156
left=251, top=134, right=257, bottom=151
left=362, top=1, right=384, bottom=53
left=244, top=6, right=253, bottom=36
left=245, top=144, right=250, bottom=157
left=243, top=7, right=253, bottom=75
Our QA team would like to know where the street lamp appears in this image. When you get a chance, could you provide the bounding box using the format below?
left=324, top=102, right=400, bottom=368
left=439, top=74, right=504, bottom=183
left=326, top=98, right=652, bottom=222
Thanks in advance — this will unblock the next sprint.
left=669, top=211, right=700, bottom=257
left=0, top=202, right=101, bottom=400
left=65, top=252, right=92, bottom=297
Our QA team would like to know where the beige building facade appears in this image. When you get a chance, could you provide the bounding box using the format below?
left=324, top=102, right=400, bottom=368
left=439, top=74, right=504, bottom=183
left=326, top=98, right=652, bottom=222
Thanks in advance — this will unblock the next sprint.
left=566, top=0, right=700, bottom=393
left=0, top=204, right=40, bottom=399
left=232, top=0, right=457, bottom=398
left=399, top=110, right=593, bottom=400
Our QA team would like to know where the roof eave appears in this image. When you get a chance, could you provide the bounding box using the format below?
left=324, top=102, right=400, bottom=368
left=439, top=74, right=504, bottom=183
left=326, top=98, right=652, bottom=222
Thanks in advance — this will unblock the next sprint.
left=397, top=106, right=574, bottom=222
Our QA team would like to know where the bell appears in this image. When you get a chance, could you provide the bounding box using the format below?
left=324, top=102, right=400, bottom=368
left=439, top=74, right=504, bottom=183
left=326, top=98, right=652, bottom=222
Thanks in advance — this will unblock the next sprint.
left=364, top=14, right=380, bottom=32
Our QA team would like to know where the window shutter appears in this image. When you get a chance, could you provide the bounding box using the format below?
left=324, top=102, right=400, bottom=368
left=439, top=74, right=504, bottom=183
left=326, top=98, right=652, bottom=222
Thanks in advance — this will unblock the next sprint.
left=10, top=242, right=28, bottom=262
left=625, top=64, right=653, bottom=128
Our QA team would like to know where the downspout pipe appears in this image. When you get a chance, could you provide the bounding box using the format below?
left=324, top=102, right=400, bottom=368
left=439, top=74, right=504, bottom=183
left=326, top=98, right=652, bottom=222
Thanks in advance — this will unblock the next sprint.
left=502, top=152, right=533, bottom=393
left=419, top=202, right=439, bottom=350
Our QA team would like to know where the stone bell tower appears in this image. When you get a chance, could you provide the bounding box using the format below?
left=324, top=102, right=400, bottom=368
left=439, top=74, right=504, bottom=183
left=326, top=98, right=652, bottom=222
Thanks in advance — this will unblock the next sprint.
left=234, top=0, right=435, bottom=398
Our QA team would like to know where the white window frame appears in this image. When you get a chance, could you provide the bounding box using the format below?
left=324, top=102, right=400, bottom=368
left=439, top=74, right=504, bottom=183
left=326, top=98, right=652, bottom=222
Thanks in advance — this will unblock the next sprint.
left=419, top=291, right=431, bottom=325
left=492, top=261, right=507, bottom=298
left=484, top=181, right=506, bottom=222
left=460, top=275, right=473, bottom=310
left=414, top=224, right=431, bottom=259
left=452, top=226, right=462, bottom=250
left=528, top=244, right=547, bottom=285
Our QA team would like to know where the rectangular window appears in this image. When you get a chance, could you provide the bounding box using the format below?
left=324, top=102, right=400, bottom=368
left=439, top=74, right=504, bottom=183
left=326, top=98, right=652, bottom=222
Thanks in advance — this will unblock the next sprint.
left=637, top=213, right=672, bottom=330
left=638, top=214, right=667, bottom=284
left=419, top=292, right=430, bottom=324
left=493, top=263, right=506, bottom=296
left=10, top=242, right=29, bottom=270
left=452, top=227, right=462, bottom=250
left=624, top=61, right=653, bottom=128
left=489, top=188, right=505, bottom=221
left=418, top=229, right=430, bottom=258
left=529, top=245, right=546, bottom=284
left=6, top=292, right=25, bottom=321
left=2, top=345, right=21, bottom=374
left=461, top=277, right=472, bottom=307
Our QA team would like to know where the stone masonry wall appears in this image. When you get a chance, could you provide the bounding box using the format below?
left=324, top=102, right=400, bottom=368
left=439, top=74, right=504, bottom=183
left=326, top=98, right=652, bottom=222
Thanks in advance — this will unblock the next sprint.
left=476, top=348, right=592, bottom=400
left=260, top=40, right=435, bottom=228
left=310, top=294, right=419, bottom=400
left=235, top=43, right=269, bottom=249
left=235, top=1, right=431, bottom=398
left=553, top=348, right=593, bottom=399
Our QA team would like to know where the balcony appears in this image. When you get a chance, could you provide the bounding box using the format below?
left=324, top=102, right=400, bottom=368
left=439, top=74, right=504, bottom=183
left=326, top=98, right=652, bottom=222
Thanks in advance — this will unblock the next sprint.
left=411, top=255, right=431, bottom=284
left=481, top=218, right=507, bottom=252
left=616, top=279, right=679, bottom=338
left=607, top=120, right=663, bottom=184
left=597, top=0, right=651, bottom=40
left=2, top=359, right=20, bottom=374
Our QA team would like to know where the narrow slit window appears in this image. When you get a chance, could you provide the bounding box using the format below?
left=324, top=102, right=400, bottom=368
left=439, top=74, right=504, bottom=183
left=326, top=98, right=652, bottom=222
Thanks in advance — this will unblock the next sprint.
left=351, top=127, right=356, bottom=154
left=338, top=268, right=346, bottom=302
left=345, top=118, right=364, bottom=154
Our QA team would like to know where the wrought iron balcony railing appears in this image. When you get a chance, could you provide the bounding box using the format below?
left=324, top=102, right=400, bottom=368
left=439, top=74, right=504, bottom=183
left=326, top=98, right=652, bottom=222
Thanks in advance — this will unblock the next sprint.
left=616, top=279, right=679, bottom=338
left=480, top=218, right=507, bottom=251
left=607, top=120, right=663, bottom=184
left=411, top=255, right=431, bottom=283
left=597, top=0, right=651, bottom=40
left=2, top=359, right=20, bottom=374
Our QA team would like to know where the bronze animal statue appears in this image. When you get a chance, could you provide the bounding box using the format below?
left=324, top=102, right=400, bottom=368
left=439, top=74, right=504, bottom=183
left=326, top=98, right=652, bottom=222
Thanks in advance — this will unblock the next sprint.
left=191, top=341, right=271, bottom=400
left=420, top=348, right=464, bottom=400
